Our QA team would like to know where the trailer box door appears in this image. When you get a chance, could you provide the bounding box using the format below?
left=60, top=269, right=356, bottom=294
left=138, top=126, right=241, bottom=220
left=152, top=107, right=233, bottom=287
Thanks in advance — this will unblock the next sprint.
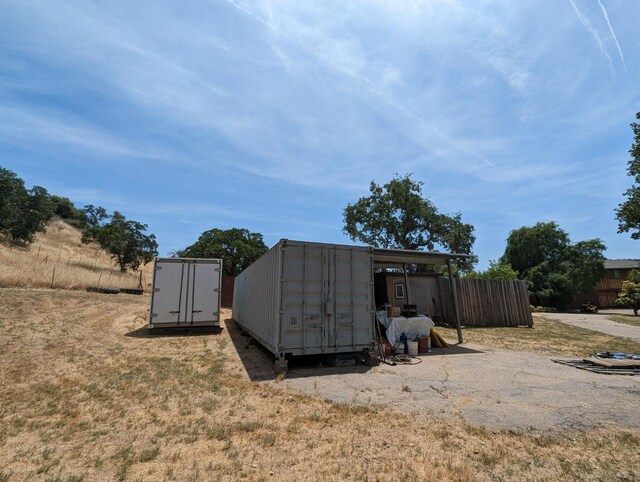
left=149, top=258, right=222, bottom=327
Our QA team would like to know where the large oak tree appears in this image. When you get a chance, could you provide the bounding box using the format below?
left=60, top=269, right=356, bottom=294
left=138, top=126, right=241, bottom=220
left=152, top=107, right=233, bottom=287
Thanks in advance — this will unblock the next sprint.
left=501, top=222, right=606, bottom=308
left=0, top=166, right=54, bottom=243
left=616, top=112, right=640, bottom=240
left=343, top=174, right=476, bottom=271
left=177, top=228, right=268, bottom=276
left=82, top=209, right=158, bottom=272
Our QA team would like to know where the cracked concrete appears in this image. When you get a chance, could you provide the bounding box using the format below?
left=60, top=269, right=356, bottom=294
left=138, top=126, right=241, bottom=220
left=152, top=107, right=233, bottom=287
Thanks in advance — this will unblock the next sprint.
left=270, top=344, right=640, bottom=434
left=226, top=318, right=640, bottom=434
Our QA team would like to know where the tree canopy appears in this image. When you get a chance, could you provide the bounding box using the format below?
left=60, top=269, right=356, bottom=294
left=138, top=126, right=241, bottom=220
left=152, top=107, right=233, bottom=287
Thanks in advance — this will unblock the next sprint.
left=465, top=260, right=519, bottom=280
left=177, top=228, right=268, bottom=276
left=501, top=222, right=606, bottom=308
left=615, top=112, right=640, bottom=240
left=343, top=174, right=476, bottom=270
left=82, top=209, right=158, bottom=272
left=0, top=167, right=54, bottom=243
left=616, top=269, right=640, bottom=316
left=50, top=195, right=88, bottom=228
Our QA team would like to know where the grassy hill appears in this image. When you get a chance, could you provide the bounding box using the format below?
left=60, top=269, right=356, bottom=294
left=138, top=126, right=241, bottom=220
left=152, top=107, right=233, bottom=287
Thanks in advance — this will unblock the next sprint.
left=0, top=218, right=152, bottom=291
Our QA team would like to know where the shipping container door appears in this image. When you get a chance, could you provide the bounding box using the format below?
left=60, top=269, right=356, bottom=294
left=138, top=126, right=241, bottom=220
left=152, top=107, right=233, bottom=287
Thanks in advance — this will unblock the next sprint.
left=330, top=247, right=373, bottom=349
left=185, top=260, right=221, bottom=323
left=281, top=243, right=324, bottom=353
left=151, top=261, right=190, bottom=324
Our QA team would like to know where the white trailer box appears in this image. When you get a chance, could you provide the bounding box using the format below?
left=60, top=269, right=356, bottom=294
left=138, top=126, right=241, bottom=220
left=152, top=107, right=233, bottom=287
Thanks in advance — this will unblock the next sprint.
left=233, top=240, right=375, bottom=358
left=149, top=257, right=222, bottom=328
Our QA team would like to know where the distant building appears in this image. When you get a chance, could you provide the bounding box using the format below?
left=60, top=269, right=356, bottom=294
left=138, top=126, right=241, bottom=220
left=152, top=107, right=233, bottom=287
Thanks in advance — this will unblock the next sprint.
left=573, top=259, right=640, bottom=308
left=595, top=259, right=640, bottom=306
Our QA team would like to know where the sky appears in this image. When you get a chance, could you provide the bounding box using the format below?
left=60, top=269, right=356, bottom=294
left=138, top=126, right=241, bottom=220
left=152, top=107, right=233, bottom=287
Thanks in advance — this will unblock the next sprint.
left=1, top=0, right=638, bottom=269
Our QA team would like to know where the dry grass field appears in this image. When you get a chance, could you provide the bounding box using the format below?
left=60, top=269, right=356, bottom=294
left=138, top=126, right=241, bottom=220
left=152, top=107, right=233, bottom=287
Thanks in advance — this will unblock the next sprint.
left=438, top=316, right=640, bottom=357
left=0, top=219, right=151, bottom=291
left=1, top=225, right=639, bottom=480
left=608, top=314, right=640, bottom=328
left=1, top=288, right=639, bottom=481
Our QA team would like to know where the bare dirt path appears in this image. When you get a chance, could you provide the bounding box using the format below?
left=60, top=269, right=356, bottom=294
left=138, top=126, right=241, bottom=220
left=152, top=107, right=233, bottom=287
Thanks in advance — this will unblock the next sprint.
left=541, top=309, right=640, bottom=343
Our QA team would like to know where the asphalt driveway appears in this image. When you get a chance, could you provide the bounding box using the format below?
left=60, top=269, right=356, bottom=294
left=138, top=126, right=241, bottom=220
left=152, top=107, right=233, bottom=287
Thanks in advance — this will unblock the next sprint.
left=541, top=309, right=640, bottom=343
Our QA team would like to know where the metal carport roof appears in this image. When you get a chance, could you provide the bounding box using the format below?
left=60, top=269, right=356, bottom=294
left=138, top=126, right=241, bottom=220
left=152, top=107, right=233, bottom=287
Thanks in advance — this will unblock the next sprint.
left=372, top=248, right=474, bottom=267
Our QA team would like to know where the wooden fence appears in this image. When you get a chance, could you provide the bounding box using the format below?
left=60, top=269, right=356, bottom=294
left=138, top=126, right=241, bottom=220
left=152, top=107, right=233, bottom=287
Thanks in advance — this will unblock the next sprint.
left=221, top=275, right=235, bottom=307
left=381, top=274, right=533, bottom=327
left=437, top=278, right=533, bottom=327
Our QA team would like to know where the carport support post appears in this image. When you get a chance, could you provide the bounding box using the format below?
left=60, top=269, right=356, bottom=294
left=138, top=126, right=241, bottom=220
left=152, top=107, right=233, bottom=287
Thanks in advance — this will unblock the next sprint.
left=447, top=259, right=463, bottom=343
left=403, top=264, right=411, bottom=304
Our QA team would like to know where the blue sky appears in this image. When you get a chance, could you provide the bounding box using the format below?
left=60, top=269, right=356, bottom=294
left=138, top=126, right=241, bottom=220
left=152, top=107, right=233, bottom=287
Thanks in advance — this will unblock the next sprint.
left=1, top=0, right=638, bottom=269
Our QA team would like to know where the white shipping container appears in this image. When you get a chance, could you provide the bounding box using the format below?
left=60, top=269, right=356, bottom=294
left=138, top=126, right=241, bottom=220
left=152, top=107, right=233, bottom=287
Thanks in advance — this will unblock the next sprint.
left=149, top=257, right=222, bottom=328
left=233, top=240, right=375, bottom=358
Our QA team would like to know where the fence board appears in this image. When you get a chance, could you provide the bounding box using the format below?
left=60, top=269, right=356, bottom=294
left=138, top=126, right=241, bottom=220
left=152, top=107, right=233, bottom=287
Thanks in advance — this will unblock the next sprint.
left=435, top=278, right=533, bottom=327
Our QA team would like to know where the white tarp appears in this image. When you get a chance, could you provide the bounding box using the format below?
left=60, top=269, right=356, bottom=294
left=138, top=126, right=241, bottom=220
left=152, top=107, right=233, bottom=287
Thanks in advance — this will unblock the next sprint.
left=385, top=315, right=435, bottom=345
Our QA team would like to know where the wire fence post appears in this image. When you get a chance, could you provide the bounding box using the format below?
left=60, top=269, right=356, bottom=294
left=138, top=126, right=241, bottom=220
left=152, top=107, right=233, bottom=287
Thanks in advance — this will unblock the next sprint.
left=50, top=267, right=56, bottom=289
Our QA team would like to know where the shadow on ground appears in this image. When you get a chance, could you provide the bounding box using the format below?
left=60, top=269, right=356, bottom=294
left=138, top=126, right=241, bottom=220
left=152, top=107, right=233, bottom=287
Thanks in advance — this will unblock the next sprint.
left=418, top=344, right=485, bottom=356
left=225, top=317, right=374, bottom=381
left=125, top=325, right=223, bottom=338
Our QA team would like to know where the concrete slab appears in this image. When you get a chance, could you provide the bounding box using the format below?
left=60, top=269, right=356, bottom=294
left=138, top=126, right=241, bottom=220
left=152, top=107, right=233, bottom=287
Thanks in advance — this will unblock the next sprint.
left=270, top=344, right=640, bottom=434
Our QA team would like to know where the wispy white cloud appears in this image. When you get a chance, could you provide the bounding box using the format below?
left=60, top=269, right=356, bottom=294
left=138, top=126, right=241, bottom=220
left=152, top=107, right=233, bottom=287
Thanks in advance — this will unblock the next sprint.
left=0, top=106, right=164, bottom=160
left=228, top=0, right=498, bottom=170
left=1, top=0, right=638, bottom=265
left=567, top=0, right=615, bottom=76
left=596, top=0, right=631, bottom=81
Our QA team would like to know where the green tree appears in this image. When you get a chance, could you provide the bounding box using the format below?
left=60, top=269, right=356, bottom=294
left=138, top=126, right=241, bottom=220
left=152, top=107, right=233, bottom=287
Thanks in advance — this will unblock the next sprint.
left=343, top=174, right=476, bottom=271
left=83, top=205, right=109, bottom=228
left=82, top=210, right=158, bottom=272
left=50, top=195, right=87, bottom=228
left=615, top=112, right=640, bottom=240
left=0, top=167, right=54, bottom=243
left=615, top=269, right=640, bottom=316
left=563, top=239, right=607, bottom=294
left=465, top=260, right=519, bottom=280
left=177, top=228, right=268, bottom=276
left=501, top=222, right=605, bottom=308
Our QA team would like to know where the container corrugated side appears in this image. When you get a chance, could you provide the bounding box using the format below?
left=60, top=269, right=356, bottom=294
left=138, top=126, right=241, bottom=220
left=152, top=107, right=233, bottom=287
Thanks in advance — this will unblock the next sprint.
left=234, top=239, right=376, bottom=357
left=232, top=243, right=283, bottom=354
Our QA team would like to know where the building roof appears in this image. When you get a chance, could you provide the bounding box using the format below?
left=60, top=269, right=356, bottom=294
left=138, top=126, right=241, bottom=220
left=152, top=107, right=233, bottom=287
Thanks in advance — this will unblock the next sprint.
left=604, top=259, right=640, bottom=270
